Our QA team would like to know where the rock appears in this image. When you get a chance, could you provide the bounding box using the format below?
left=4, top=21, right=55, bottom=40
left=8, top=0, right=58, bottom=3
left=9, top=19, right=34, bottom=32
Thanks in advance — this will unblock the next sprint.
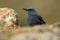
left=0, top=7, right=18, bottom=31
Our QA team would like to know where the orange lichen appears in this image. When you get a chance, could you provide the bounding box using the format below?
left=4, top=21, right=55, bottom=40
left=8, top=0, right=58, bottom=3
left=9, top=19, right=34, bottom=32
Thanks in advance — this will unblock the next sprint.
left=0, top=7, right=18, bottom=32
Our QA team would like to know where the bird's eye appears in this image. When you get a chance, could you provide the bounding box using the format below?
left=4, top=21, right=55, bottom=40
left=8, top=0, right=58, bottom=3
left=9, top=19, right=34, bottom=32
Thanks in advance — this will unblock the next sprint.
left=28, top=9, right=32, bottom=11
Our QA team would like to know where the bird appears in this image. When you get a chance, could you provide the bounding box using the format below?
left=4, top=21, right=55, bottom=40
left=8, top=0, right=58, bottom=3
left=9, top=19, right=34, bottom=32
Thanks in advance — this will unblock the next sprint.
left=23, top=7, right=46, bottom=26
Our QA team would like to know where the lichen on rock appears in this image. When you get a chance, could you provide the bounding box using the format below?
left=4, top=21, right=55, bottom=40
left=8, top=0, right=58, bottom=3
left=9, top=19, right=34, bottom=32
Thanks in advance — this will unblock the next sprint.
left=0, top=7, right=18, bottom=30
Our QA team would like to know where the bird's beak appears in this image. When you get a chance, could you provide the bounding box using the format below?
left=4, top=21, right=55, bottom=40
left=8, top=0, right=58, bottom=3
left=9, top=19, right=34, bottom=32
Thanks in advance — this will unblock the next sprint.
left=23, top=8, right=27, bottom=11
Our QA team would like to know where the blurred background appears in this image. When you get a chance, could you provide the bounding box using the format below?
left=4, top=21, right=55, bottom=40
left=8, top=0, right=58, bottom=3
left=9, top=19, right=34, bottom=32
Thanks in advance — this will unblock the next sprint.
left=0, top=0, right=60, bottom=26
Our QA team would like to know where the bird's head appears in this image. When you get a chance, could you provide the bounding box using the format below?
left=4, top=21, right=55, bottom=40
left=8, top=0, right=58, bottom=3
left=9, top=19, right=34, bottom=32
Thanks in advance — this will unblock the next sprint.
left=23, top=7, right=37, bottom=15
left=23, top=8, right=36, bottom=12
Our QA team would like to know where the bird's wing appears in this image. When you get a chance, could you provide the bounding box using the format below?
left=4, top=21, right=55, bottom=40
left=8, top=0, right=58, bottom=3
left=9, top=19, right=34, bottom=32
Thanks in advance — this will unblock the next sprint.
left=37, top=15, right=46, bottom=24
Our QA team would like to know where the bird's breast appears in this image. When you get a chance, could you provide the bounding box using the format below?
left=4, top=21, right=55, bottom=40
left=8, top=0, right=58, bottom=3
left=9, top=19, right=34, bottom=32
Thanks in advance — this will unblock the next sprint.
left=27, top=16, right=37, bottom=24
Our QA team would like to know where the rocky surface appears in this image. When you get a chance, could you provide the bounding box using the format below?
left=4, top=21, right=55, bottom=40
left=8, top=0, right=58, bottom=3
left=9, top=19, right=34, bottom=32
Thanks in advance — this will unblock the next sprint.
left=0, top=23, right=60, bottom=40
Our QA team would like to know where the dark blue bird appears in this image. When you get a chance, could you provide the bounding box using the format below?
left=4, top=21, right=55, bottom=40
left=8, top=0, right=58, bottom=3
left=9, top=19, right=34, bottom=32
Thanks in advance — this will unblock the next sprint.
left=23, top=8, right=46, bottom=26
